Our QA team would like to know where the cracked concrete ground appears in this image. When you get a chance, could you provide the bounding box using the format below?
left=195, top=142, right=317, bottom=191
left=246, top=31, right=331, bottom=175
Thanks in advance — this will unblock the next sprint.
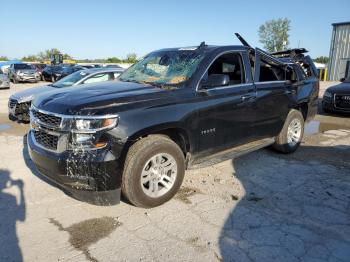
left=0, top=82, right=349, bottom=262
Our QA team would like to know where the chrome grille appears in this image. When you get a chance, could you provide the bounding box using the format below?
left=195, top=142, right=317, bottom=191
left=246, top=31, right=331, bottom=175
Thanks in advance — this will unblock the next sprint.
left=33, top=130, right=59, bottom=150
left=335, top=94, right=350, bottom=109
left=9, top=99, right=17, bottom=108
left=32, top=109, right=62, bottom=127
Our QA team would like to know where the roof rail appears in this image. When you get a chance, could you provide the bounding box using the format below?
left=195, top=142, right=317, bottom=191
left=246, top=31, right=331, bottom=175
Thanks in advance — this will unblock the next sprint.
left=256, top=48, right=292, bottom=66
left=271, top=48, right=308, bottom=57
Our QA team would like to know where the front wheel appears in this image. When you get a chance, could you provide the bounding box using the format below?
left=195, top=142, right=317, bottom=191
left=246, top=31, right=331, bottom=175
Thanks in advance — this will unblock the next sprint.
left=122, top=135, right=185, bottom=208
left=273, top=109, right=304, bottom=153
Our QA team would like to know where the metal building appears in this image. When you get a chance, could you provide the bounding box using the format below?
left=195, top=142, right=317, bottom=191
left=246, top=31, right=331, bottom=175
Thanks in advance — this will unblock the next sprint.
left=328, top=21, right=350, bottom=81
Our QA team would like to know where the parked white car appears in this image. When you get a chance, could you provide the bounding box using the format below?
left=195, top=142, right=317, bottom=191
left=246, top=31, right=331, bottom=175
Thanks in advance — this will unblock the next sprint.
left=0, top=70, right=10, bottom=89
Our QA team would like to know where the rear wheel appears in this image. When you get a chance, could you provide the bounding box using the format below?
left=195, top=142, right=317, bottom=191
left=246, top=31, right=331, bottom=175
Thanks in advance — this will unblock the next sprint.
left=122, top=135, right=185, bottom=208
left=322, top=105, right=332, bottom=114
left=273, top=109, right=304, bottom=153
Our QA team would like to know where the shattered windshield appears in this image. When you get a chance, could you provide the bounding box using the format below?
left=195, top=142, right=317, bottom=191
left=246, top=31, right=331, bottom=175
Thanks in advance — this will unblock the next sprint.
left=119, top=50, right=204, bottom=86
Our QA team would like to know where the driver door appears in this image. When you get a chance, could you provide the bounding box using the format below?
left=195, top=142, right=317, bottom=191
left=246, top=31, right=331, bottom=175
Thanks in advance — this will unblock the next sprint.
left=195, top=51, right=256, bottom=155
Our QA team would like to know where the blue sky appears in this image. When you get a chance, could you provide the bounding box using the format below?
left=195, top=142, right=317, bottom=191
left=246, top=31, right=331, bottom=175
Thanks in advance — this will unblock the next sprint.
left=1, top=0, right=349, bottom=59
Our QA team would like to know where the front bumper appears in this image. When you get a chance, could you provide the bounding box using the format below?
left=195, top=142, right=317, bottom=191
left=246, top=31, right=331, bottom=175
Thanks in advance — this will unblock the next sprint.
left=27, top=130, right=122, bottom=205
left=15, top=74, right=39, bottom=82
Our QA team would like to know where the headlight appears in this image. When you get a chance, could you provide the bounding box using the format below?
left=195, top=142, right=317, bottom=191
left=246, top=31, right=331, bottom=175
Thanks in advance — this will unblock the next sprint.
left=18, top=95, right=34, bottom=103
left=323, top=91, right=333, bottom=99
left=70, top=130, right=110, bottom=150
left=64, top=116, right=118, bottom=149
left=70, top=133, right=101, bottom=149
left=72, top=117, right=118, bottom=132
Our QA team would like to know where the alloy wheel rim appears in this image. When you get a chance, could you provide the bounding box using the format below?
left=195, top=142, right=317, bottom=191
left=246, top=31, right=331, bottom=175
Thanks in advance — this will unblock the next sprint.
left=141, top=153, right=177, bottom=198
left=287, top=118, right=302, bottom=146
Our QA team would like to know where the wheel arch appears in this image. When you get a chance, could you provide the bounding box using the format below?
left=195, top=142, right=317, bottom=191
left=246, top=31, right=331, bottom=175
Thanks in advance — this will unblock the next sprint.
left=118, top=124, right=193, bottom=168
left=297, top=101, right=309, bottom=120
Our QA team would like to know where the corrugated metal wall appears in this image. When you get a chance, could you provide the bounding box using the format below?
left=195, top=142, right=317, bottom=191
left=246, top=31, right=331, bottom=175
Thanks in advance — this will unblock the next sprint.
left=328, top=23, right=350, bottom=81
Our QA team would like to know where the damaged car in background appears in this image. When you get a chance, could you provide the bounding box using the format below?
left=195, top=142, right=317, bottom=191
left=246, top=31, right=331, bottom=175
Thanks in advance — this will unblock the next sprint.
left=27, top=35, right=319, bottom=208
left=8, top=63, right=40, bottom=83
left=8, top=67, right=124, bottom=122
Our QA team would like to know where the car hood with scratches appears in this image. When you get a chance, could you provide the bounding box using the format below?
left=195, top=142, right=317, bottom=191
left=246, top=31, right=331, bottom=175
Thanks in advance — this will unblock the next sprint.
left=11, top=85, right=55, bottom=102
left=33, top=81, right=169, bottom=115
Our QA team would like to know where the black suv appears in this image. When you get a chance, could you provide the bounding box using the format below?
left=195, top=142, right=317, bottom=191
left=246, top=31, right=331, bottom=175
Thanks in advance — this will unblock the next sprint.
left=27, top=41, right=318, bottom=207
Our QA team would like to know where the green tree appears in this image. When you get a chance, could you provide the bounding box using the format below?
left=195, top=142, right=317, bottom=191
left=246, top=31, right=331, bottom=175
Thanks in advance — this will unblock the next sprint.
left=314, top=56, right=329, bottom=64
left=106, top=57, right=121, bottom=63
left=258, top=18, right=291, bottom=52
left=125, top=53, right=138, bottom=63
left=22, top=55, right=38, bottom=62
left=37, top=48, right=73, bottom=60
left=0, top=56, right=9, bottom=61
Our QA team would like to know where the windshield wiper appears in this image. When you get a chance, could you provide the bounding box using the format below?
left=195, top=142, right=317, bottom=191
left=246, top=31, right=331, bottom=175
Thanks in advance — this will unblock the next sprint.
left=144, top=81, right=178, bottom=90
left=120, top=79, right=141, bottom=84
left=144, top=81, right=163, bottom=88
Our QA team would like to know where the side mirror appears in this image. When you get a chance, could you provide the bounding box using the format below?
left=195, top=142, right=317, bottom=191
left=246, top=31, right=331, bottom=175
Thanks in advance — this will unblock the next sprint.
left=340, top=78, right=345, bottom=82
left=201, top=74, right=230, bottom=89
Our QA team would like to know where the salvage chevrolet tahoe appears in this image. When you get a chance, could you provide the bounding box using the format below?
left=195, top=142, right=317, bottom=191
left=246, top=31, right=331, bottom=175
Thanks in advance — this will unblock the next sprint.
left=27, top=39, right=319, bottom=208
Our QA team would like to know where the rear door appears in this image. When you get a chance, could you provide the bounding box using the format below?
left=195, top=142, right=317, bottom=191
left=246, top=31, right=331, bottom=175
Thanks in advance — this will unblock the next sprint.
left=252, top=49, right=291, bottom=139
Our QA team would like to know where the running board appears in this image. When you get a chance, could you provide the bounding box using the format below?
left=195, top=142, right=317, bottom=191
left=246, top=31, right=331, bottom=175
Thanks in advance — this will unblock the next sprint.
left=188, top=138, right=275, bottom=169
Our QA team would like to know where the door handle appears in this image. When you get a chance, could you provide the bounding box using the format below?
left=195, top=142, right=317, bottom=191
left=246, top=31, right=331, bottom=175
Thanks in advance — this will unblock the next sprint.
left=241, top=95, right=256, bottom=101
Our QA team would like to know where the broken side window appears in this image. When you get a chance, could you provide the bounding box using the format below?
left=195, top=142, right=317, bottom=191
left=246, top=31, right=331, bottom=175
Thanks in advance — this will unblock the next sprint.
left=285, top=66, right=298, bottom=83
left=258, top=61, right=281, bottom=82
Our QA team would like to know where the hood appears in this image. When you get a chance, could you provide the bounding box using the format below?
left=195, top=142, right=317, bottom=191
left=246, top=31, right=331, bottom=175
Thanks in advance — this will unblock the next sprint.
left=33, top=81, right=168, bottom=115
left=11, top=85, right=54, bottom=102
left=326, top=82, right=350, bottom=94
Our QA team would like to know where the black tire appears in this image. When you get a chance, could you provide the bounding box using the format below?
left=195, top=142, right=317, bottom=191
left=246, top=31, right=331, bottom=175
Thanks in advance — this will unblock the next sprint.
left=122, top=135, right=185, bottom=208
left=273, top=109, right=304, bottom=154
left=322, top=106, right=332, bottom=114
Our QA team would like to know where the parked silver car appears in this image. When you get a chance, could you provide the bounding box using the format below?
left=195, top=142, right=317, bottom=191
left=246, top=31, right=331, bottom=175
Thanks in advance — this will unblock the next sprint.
left=0, top=70, right=10, bottom=89
left=8, top=63, right=40, bottom=83
left=8, top=67, right=124, bottom=121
